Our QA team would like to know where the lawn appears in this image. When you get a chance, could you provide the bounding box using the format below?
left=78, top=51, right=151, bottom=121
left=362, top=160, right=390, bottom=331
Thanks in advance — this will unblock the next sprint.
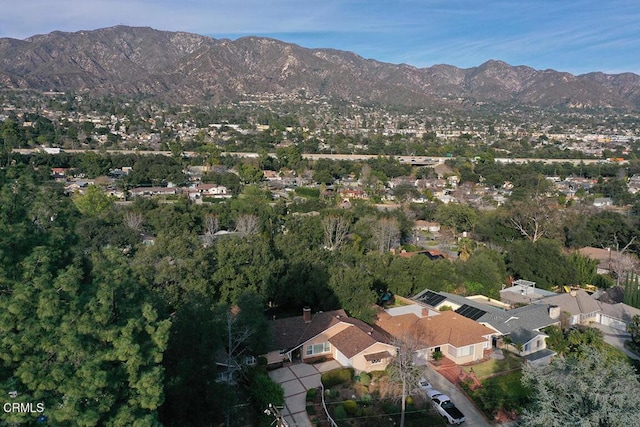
left=462, top=351, right=523, bottom=379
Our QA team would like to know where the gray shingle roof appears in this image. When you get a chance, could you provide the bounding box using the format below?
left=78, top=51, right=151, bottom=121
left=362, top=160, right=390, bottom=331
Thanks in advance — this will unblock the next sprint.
left=478, top=304, right=558, bottom=335
left=536, top=290, right=601, bottom=316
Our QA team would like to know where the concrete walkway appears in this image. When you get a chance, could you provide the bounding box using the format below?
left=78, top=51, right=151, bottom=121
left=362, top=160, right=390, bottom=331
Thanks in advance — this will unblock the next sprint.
left=268, top=360, right=340, bottom=427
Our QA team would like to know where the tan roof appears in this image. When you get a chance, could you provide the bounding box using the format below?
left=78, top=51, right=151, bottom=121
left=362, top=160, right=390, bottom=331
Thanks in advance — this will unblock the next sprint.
left=328, top=326, right=378, bottom=358
left=578, top=247, right=613, bottom=263
left=376, top=310, right=493, bottom=348
left=328, top=316, right=392, bottom=358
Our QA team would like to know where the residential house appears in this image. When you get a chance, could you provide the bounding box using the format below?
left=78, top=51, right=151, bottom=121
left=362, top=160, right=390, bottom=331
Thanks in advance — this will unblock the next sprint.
left=593, top=197, right=613, bottom=208
left=414, top=220, right=441, bottom=234
left=477, top=304, right=559, bottom=366
left=264, top=308, right=396, bottom=373
left=129, top=186, right=180, bottom=197
left=535, top=290, right=601, bottom=326
left=398, top=249, right=448, bottom=260
left=598, top=302, right=640, bottom=332
left=376, top=305, right=494, bottom=365
left=339, top=188, right=368, bottom=200
left=499, top=280, right=556, bottom=306
left=578, top=246, right=615, bottom=275
left=187, top=184, right=232, bottom=201
left=415, top=288, right=558, bottom=366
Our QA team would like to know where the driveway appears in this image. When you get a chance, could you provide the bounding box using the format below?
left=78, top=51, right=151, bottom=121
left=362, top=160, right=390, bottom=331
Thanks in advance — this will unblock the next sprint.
left=421, top=366, right=491, bottom=427
left=591, top=323, right=639, bottom=360
left=268, top=360, right=340, bottom=427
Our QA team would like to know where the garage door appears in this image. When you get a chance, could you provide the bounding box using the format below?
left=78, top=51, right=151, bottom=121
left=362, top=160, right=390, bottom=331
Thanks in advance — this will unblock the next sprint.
left=600, top=315, right=627, bottom=331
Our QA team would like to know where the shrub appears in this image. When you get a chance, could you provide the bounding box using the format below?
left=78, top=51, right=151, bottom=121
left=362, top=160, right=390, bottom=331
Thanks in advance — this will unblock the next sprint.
left=343, top=400, right=358, bottom=415
left=295, top=187, right=321, bottom=198
left=306, top=404, right=316, bottom=415
left=306, top=388, right=317, bottom=402
left=381, top=400, right=399, bottom=414
left=360, top=393, right=373, bottom=403
left=333, top=404, right=348, bottom=421
left=359, top=372, right=371, bottom=386
left=321, top=368, right=354, bottom=388
left=370, top=370, right=386, bottom=379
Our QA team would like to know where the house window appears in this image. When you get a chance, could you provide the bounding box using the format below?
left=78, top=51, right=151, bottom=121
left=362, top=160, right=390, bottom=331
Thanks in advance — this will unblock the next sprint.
left=536, top=339, right=542, bottom=349
left=306, top=342, right=331, bottom=356
left=524, top=343, right=530, bottom=352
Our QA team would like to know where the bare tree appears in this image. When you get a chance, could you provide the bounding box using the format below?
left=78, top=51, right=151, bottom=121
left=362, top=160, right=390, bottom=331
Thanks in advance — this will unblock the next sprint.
left=386, top=335, right=425, bottom=427
left=202, top=214, right=220, bottom=246
left=235, top=214, right=260, bottom=236
left=322, top=215, right=350, bottom=251
left=508, top=199, right=557, bottom=243
left=372, top=217, right=400, bottom=253
left=611, top=235, right=639, bottom=286
left=123, top=211, right=145, bottom=232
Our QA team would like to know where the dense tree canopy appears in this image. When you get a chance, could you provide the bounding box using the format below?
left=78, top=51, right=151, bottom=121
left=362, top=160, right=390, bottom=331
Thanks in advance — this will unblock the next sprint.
left=521, top=347, right=640, bottom=427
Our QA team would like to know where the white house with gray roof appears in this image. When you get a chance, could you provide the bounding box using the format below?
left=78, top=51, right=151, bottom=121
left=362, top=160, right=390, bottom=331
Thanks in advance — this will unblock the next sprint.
left=477, top=304, right=560, bottom=366
left=535, top=289, right=601, bottom=326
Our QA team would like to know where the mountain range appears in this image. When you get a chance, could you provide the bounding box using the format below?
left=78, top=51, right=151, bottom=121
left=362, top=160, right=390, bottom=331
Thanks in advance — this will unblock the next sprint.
left=1, top=25, right=639, bottom=109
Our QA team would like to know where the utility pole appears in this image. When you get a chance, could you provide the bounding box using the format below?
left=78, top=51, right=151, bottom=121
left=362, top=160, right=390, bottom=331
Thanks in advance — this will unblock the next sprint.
left=264, top=403, right=288, bottom=427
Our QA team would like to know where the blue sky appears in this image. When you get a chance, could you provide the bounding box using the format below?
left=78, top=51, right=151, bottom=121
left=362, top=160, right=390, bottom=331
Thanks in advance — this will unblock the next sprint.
left=2, top=0, right=639, bottom=74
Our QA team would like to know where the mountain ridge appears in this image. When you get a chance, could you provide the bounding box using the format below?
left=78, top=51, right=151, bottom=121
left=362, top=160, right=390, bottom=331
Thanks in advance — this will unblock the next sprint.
left=1, top=25, right=639, bottom=109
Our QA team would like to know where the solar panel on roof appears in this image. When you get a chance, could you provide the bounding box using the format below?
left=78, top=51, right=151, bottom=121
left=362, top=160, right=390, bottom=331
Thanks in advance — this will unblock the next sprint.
left=455, top=304, right=487, bottom=321
left=417, top=290, right=447, bottom=307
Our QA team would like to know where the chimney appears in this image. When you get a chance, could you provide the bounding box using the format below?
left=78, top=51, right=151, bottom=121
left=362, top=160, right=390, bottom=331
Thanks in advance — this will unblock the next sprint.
left=548, top=305, right=560, bottom=320
left=421, top=308, right=429, bottom=318
left=303, top=306, right=312, bottom=324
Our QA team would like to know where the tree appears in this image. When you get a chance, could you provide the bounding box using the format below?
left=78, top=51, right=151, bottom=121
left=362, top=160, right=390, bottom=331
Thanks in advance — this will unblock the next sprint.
left=235, top=213, right=260, bottom=236
left=508, top=199, right=558, bottom=243
left=237, top=163, right=263, bottom=184
left=434, top=203, right=478, bottom=234
left=213, top=236, right=282, bottom=304
left=521, top=346, right=640, bottom=427
left=328, top=265, right=377, bottom=322
left=123, top=210, right=145, bottom=232
left=0, top=249, right=171, bottom=426
left=506, top=239, right=575, bottom=289
left=322, top=214, right=350, bottom=251
left=372, top=217, right=400, bottom=253
left=73, top=185, right=113, bottom=217
left=628, top=315, right=640, bottom=346
left=386, top=335, right=424, bottom=427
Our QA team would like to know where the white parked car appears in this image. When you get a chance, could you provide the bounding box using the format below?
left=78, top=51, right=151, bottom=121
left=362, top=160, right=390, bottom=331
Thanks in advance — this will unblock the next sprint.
left=431, top=394, right=466, bottom=424
left=426, top=389, right=448, bottom=400
left=418, top=378, right=432, bottom=391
